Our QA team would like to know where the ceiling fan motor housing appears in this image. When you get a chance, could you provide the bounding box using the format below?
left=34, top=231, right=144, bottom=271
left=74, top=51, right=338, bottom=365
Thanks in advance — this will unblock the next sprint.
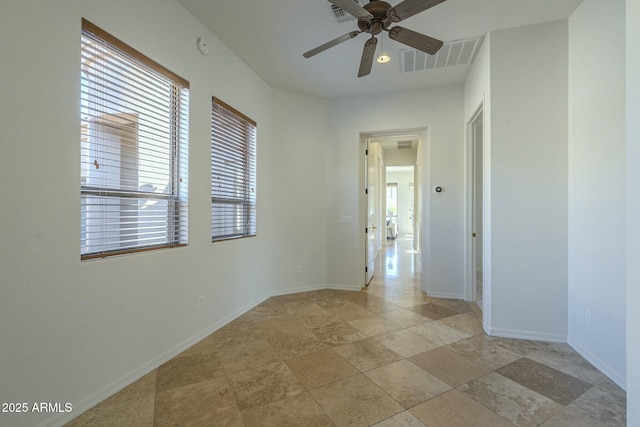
left=358, top=1, right=392, bottom=35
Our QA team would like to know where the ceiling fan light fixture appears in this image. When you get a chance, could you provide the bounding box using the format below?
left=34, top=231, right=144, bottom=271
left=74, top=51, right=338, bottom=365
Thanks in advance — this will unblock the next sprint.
left=377, top=53, right=391, bottom=63
left=377, top=32, right=390, bottom=63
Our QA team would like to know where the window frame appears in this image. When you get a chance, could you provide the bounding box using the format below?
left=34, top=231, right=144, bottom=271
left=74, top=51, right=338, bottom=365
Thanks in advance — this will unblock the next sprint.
left=80, top=19, right=189, bottom=260
left=211, top=97, right=257, bottom=242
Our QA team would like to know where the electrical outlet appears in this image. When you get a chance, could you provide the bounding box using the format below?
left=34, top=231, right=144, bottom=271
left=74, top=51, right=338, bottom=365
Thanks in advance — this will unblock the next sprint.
left=198, top=296, right=205, bottom=309
left=585, top=310, right=592, bottom=325
left=296, top=265, right=302, bottom=274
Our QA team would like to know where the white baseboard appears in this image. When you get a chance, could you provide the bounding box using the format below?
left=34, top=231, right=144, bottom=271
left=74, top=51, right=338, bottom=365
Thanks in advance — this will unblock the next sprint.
left=567, top=338, right=627, bottom=390
left=270, top=284, right=360, bottom=296
left=49, top=284, right=362, bottom=427
left=48, top=292, right=271, bottom=427
left=270, top=284, right=326, bottom=296
left=427, top=291, right=465, bottom=299
left=325, top=283, right=361, bottom=292
left=486, top=326, right=567, bottom=343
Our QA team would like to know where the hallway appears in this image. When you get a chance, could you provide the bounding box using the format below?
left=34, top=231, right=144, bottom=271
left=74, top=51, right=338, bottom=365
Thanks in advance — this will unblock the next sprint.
left=66, top=236, right=626, bottom=426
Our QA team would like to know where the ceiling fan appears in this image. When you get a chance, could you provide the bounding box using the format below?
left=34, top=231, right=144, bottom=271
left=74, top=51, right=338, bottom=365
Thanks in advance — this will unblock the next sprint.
left=303, top=0, right=447, bottom=77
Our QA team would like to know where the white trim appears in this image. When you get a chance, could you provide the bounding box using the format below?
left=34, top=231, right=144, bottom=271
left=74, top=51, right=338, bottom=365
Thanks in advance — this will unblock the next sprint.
left=427, top=291, right=465, bottom=300
left=486, top=326, right=567, bottom=343
left=568, top=338, right=627, bottom=390
left=325, top=284, right=362, bottom=292
left=48, top=291, right=271, bottom=427
left=358, top=128, right=429, bottom=290
left=271, top=284, right=361, bottom=295
left=51, top=283, right=365, bottom=427
left=464, top=104, right=484, bottom=302
left=270, top=285, right=326, bottom=296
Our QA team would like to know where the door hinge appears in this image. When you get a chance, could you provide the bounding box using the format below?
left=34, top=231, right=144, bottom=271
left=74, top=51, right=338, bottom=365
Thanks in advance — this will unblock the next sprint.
left=365, top=188, right=368, bottom=195
left=365, top=266, right=368, bottom=272
left=365, top=227, right=368, bottom=233
left=365, top=149, right=368, bottom=155
left=473, top=232, right=477, bottom=237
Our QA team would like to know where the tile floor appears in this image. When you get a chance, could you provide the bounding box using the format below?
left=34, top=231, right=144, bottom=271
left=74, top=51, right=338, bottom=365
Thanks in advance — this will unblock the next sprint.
left=66, top=236, right=626, bottom=426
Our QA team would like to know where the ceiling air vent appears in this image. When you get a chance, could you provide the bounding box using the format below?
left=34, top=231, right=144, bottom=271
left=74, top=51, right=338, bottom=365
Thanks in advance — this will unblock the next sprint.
left=401, top=36, right=483, bottom=73
left=397, top=140, right=413, bottom=150
left=330, top=0, right=365, bottom=23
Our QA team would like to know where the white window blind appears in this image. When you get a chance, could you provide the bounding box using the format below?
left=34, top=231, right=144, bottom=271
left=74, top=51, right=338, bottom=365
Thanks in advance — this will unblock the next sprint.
left=211, top=98, right=256, bottom=241
left=81, top=19, right=189, bottom=259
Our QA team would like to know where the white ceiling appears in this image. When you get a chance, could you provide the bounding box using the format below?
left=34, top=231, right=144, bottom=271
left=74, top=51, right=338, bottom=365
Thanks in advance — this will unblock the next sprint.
left=177, top=0, right=582, bottom=99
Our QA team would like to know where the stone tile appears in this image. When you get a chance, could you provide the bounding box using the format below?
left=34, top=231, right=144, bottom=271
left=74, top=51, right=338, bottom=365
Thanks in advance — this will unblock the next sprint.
left=310, top=320, right=368, bottom=346
left=409, top=347, right=490, bottom=387
left=66, top=394, right=155, bottom=427
left=365, top=360, right=451, bottom=408
left=491, top=336, right=551, bottom=357
left=496, top=357, right=593, bottom=405
left=227, top=360, right=305, bottom=410
left=362, top=285, right=409, bottom=299
left=568, top=379, right=626, bottom=427
left=240, top=392, right=335, bottom=427
left=470, top=302, right=483, bottom=313
left=540, top=406, right=607, bottom=427
left=437, top=312, right=485, bottom=336
left=255, top=316, right=309, bottom=336
left=429, top=298, right=473, bottom=314
left=283, top=302, right=338, bottom=329
left=448, top=335, right=522, bottom=370
left=155, top=352, right=225, bottom=392
left=527, top=342, right=608, bottom=385
left=409, top=389, right=514, bottom=427
left=271, top=292, right=317, bottom=304
left=334, top=338, right=403, bottom=372
left=267, top=330, right=329, bottom=359
left=218, top=339, right=281, bottom=375
left=100, top=371, right=157, bottom=407
left=315, top=294, right=355, bottom=310
left=409, top=303, right=459, bottom=320
left=371, top=411, right=426, bottom=427
left=154, top=376, right=242, bottom=427
left=408, top=321, right=471, bottom=346
left=256, top=318, right=329, bottom=359
left=310, top=374, right=404, bottom=427
left=177, top=335, right=216, bottom=356
left=62, top=236, right=627, bottom=426
left=211, top=319, right=265, bottom=350
left=374, top=329, right=440, bottom=358
left=459, top=372, right=563, bottom=426
left=240, top=298, right=287, bottom=321
left=385, top=293, right=436, bottom=308
left=326, top=301, right=376, bottom=321
left=285, top=348, right=359, bottom=390
left=348, top=315, right=403, bottom=337
left=346, top=293, right=403, bottom=314
left=379, top=308, right=431, bottom=328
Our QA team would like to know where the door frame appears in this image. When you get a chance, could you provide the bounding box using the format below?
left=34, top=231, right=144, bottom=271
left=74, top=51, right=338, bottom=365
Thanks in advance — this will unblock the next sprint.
left=464, top=104, right=485, bottom=302
left=358, top=127, right=429, bottom=289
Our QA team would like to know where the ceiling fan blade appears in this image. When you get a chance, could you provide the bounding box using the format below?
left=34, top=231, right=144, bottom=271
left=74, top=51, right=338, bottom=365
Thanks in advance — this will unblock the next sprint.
left=387, top=26, right=443, bottom=55
left=358, top=37, right=378, bottom=77
left=303, top=31, right=361, bottom=58
left=388, top=0, right=447, bottom=22
left=327, top=0, right=373, bottom=20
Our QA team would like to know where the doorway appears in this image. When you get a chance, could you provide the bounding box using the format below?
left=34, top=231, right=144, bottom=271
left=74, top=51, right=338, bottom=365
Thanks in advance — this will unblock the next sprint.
left=466, top=107, right=484, bottom=307
left=360, top=128, right=428, bottom=288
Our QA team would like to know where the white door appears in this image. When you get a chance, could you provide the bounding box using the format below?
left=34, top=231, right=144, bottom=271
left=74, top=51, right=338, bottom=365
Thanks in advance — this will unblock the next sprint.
left=365, top=141, right=377, bottom=285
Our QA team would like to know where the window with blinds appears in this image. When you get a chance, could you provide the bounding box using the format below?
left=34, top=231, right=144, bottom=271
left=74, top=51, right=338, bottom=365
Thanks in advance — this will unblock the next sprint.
left=211, top=98, right=257, bottom=241
left=80, top=19, right=189, bottom=259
